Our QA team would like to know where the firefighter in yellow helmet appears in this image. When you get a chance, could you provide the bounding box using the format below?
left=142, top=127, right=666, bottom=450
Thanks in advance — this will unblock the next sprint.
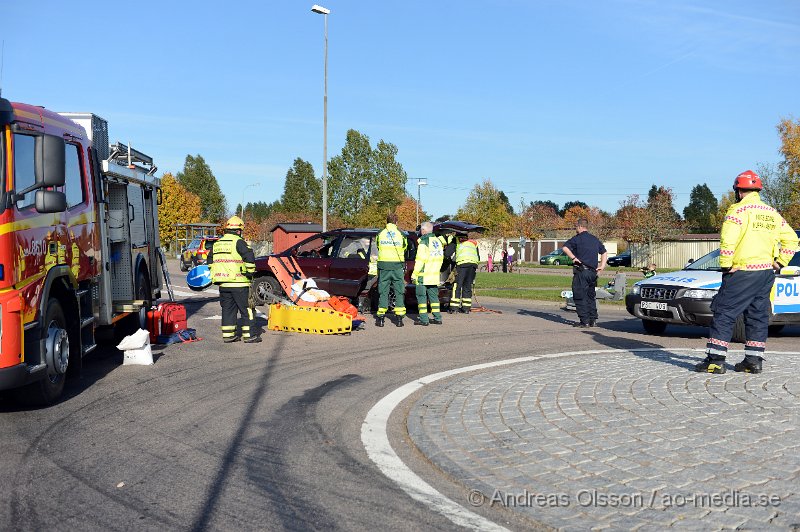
left=207, top=216, right=261, bottom=343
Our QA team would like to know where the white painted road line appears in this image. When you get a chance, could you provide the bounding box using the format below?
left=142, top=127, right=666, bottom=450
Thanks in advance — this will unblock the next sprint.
left=360, top=348, right=719, bottom=531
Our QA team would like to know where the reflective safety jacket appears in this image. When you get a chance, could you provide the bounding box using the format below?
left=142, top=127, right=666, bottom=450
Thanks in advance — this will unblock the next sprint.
left=412, top=234, right=445, bottom=285
left=720, top=192, right=798, bottom=270
left=208, top=232, right=256, bottom=287
left=377, top=223, right=407, bottom=269
left=455, top=239, right=480, bottom=265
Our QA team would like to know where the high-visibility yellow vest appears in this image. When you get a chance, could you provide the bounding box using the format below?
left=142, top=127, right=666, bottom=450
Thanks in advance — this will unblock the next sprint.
left=377, top=223, right=406, bottom=264
left=209, top=233, right=253, bottom=287
left=720, top=192, right=798, bottom=270
left=455, top=239, right=479, bottom=265
left=412, top=234, right=445, bottom=285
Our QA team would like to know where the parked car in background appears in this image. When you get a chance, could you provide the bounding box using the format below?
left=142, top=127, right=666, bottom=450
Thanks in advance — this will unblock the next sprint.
left=180, top=235, right=219, bottom=271
left=607, top=249, right=632, bottom=267
left=625, top=233, right=800, bottom=340
left=539, top=250, right=573, bottom=266
left=251, top=221, right=484, bottom=312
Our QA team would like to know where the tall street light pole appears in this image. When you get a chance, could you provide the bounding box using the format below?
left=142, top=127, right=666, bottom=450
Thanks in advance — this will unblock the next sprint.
left=311, top=4, right=330, bottom=231
left=240, top=182, right=261, bottom=223
left=415, top=178, right=427, bottom=228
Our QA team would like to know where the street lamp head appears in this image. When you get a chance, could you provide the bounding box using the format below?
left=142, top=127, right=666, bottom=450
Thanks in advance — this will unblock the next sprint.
left=311, top=4, right=330, bottom=14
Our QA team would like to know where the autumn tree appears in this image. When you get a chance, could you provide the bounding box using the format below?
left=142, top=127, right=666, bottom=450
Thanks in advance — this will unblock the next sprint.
left=563, top=205, right=613, bottom=240
left=456, top=179, right=515, bottom=243
left=714, top=191, right=737, bottom=230
left=683, top=184, right=717, bottom=233
left=616, top=189, right=683, bottom=265
left=559, top=200, right=588, bottom=217
left=176, top=154, right=227, bottom=223
left=278, top=158, right=321, bottom=214
left=327, top=130, right=407, bottom=225
left=516, top=201, right=561, bottom=241
left=531, top=200, right=559, bottom=214
left=777, top=116, right=800, bottom=181
left=648, top=185, right=682, bottom=223
left=158, top=172, right=202, bottom=248
left=394, top=196, right=428, bottom=230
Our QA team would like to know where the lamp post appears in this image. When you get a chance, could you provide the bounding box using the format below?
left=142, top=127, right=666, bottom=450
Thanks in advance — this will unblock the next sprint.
left=311, top=4, right=330, bottom=231
left=415, top=179, right=427, bottom=227
left=240, top=182, right=260, bottom=223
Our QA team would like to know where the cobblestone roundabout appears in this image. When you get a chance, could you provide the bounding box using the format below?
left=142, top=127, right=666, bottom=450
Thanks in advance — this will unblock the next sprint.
left=408, top=350, right=800, bottom=530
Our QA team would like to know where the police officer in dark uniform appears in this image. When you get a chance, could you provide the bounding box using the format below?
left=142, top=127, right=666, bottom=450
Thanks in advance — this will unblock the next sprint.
left=207, top=216, right=261, bottom=343
left=562, top=218, right=608, bottom=328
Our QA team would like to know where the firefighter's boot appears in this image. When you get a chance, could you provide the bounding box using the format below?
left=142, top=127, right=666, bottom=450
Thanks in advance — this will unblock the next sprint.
left=396, top=316, right=404, bottom=328
left=376, top=316, right=385, bottom=327
left=734, top=355, right=762, bottom=374
left=695, top=355, right=726, bottom=374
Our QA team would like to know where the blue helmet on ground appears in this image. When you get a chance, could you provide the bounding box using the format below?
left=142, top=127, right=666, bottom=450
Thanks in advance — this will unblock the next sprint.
left=187, top=264, right=212, bottom=291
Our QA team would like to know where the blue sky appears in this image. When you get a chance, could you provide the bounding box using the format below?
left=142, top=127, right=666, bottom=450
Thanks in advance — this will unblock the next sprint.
left=3, top=0, right=798, bottom=219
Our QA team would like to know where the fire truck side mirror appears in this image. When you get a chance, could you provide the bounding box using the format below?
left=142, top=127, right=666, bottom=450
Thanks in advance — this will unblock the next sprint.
left=35, top=190, right=67, bottom=213
left=35, top=134, right=66, bottom=188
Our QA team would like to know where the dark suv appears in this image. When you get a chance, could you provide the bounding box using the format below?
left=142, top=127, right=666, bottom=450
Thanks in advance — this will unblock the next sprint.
left=251, top=221, right=484, bottom=312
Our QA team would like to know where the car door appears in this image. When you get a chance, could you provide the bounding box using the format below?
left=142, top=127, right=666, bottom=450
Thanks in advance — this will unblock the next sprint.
left=291, top=233, right=339, bottom=292
left=328, top=234, right=372, bottom=297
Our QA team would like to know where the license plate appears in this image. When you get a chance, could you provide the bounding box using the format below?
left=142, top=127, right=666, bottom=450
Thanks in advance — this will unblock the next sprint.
left=640, top=301, right=668, bottom=311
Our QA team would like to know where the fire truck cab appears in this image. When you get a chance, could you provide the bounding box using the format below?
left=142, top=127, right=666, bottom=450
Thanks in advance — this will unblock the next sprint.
left=0, top=97, right=162, bottom=404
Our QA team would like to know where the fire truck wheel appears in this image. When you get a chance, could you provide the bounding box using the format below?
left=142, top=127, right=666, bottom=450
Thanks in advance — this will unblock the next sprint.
left=251, top=276, right=281, bottom=306
left=179, top=257, right=189, bottom=272
left=14, top=299, right=70, bottom=405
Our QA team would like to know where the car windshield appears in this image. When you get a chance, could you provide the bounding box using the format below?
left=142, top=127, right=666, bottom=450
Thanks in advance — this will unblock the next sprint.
left=684, top=249, right=721, bottom=271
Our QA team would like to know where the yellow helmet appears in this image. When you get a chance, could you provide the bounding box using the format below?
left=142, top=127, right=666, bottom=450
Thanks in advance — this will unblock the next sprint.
left=225, top=215, right=245, bottom=231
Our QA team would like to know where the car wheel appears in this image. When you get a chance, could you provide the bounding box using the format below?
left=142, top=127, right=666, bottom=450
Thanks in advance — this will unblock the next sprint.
left=641, top=319, right=667, bottom=335
left=553, top=260, right=560, bottom=266
left=768, top=324, right=785, bottom=336
left=251, top=276, right=283, bottom=306
left=179, top=258, right=188, bottom=272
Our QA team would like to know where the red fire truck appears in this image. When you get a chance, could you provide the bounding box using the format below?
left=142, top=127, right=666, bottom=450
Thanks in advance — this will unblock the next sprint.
left=0, top=97, right=163, bottom=404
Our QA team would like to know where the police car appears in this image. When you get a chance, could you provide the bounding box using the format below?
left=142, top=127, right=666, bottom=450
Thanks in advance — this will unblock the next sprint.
left=625, top=238, right=800, bottom=341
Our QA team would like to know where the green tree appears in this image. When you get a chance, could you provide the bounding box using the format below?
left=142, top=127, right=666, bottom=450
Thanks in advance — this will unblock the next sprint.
left=455, top=179, right=515, bottom=237
left=279, top=158, right=321, bottom=214
left=683, top=184, right=717, bottom=233
left=240, top=200, right=280, bottom=224
left=176, top=154, right=227, bottom=223
left=327, top=130, right=408, bottom=225
left=498, top=190, right=514, bottom=215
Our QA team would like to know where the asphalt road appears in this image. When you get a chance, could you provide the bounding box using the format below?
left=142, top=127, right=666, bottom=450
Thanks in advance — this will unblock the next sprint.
left=1, top=261, right=798, bottom=530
